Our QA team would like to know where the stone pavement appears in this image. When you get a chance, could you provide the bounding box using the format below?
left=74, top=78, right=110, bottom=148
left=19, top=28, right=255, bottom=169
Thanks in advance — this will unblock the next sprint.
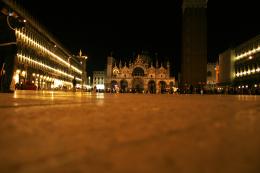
left=0, top=91, right=260, bottom=173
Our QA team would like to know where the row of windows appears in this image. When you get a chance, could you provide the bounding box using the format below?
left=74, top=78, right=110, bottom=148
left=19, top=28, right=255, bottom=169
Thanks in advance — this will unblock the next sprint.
left=17, top=54, right=81, bottom=81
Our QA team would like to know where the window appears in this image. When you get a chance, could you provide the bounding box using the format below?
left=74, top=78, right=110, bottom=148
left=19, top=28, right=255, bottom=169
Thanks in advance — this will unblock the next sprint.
left=132, top=67, right=144, bottom=76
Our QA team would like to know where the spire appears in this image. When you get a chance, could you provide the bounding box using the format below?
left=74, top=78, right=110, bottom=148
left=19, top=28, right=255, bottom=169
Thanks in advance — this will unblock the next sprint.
left=79, top=49, right=82, bottom=57
left=119, top=60, right=122, bottom=68
left=167, top=59, right=170, bottom=68
left=110, top=51, right=113, bottom=57
left=156, top=59, right=159, bottom=68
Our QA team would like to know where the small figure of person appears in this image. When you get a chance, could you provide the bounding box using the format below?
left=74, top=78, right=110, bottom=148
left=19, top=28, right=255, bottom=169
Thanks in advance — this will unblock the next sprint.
left=72, top=77, right=76, bottom=92
left=189, top=84, right=193, bottom=94
left=200, top=88, right=204, bottom=95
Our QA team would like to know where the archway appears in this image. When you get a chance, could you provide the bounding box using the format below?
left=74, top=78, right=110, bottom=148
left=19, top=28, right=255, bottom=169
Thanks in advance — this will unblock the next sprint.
left=120, top=80, right=128, bottom=93
left=148, top=80, right=156, bottom=94
left=132, top=78, right=144, bottom=93
left=132, top=67, right=144, bottom=77
left=159, top=81, right=167, bottom=94
left=111, top=80, right=118, bottom=93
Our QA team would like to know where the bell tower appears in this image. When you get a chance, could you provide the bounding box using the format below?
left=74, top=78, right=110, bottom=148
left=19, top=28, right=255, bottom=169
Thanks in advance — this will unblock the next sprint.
left=181, top=0, right=208, bottom=87
left=105, top=54, right=114, bottom=89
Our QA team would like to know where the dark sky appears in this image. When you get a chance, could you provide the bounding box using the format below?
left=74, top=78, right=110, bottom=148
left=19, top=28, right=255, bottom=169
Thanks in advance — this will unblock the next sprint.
left=18, top=0, right=259, bottom=77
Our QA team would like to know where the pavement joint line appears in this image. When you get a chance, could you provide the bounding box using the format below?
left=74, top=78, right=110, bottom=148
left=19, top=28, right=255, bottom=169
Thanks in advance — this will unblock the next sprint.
left=0, top=101, right=95, bottom=109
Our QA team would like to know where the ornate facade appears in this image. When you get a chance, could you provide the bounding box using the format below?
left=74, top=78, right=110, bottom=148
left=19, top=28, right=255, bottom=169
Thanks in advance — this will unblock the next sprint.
left=105, top=53, right=175, bottom=93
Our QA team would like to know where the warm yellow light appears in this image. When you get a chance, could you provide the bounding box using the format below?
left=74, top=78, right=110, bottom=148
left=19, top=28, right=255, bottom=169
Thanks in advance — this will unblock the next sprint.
left=235, top=45, right=260, bottom=61
left=13, top=74, right=19, bottom=83
left=16, top=54, right=80, bottom=81
left=21, top=71, right=26, bottom=77
left=15, top=30, right=82, bottom=75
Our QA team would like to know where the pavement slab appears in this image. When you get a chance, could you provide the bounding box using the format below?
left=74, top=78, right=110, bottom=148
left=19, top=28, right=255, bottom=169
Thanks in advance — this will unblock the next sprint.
left=0, top=91, right=260, bottom=173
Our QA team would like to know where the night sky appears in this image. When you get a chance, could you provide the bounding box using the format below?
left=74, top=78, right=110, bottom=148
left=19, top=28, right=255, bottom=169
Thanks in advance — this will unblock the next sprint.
left=18, top=0, right=259, bottom=77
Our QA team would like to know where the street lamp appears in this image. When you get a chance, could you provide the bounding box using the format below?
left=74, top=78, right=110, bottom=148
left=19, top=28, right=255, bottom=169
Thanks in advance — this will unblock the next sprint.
left=88, top=76, right=91, bottom=85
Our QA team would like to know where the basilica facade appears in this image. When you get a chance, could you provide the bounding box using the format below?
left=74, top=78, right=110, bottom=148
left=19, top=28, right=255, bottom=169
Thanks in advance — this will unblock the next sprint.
left=105, top=53, right=175, bottom=93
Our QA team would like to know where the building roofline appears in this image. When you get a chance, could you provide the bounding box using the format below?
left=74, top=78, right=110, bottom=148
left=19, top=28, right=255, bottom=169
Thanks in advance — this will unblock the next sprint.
left=2, top=0, right=73, bottom=57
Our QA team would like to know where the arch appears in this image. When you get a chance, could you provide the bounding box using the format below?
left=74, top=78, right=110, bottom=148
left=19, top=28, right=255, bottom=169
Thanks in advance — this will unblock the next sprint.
left=148, top=80, right=156, bottom=94
left=111, top=80, right=118, bottom=93
left=207, top=71, right=212, bottom=77
left=120, top=80, right=128, bottom=93
left=132, top=67, right=144, bottom=76
left=159, top=81, right=167, bottom=94
left=132, top=78, right=144, bottom=93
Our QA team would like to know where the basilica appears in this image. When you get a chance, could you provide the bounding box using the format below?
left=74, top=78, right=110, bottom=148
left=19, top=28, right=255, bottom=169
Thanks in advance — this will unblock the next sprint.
left=105, top=53, right=175, bottom=93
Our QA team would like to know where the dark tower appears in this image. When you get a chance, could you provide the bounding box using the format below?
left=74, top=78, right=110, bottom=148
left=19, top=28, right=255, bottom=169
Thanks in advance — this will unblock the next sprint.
left=181, top=0, right=207, bottom=87
left=105, top=55, right=114, bottom=89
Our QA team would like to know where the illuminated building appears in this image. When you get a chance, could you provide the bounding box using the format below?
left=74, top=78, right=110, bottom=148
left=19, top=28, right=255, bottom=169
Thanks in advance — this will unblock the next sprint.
left=218, top=34, right=260, bottom=94
left=93, top=71, right=105, bottom=91
left=206, top=63, right=217, bottom=89
left=3, top=0, right=84, bottom=90
left=105, top=53, right=175, bottom=93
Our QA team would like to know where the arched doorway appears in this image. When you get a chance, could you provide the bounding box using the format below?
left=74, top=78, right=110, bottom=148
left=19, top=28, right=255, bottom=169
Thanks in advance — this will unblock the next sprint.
left=159, top=81, right=167, bottom=94
left=120, top=80, right=128, bottom=93
left=132, top=67, right=144, bottom=77
left=148, top=80, right=156, bottom=94
left=111, top=80, right=118, bottom=93
left=132, top=78, right=144, bottom=93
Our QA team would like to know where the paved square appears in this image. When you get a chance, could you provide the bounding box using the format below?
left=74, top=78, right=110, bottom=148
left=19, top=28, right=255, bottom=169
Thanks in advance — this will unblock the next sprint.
left=0, top=91, right=260, bottom=173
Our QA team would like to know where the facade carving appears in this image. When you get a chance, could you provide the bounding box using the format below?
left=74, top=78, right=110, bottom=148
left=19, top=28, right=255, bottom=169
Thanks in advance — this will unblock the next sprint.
left=105, top=53, right=175, bottom=93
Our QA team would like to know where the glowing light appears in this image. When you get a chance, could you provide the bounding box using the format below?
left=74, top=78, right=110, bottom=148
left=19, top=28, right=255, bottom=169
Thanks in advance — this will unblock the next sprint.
left=15, top=30, right=82, bottom=74
left=21, top=71, right=26, bottom=77
left=235, top=45, right=260, bottom=61
left=13, top=74, right=19, bottom=83
left=96, top=84, right=105, bottom=90
left=16, top=54, right=83, bottom=82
